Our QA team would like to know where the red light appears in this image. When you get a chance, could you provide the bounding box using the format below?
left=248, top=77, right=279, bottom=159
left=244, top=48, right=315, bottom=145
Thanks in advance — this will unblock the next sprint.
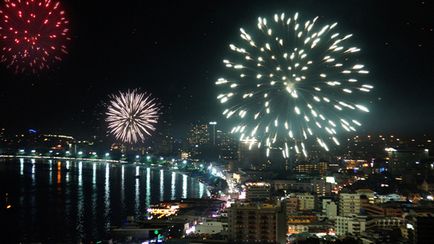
left=0, top=0, right=70, bottom=73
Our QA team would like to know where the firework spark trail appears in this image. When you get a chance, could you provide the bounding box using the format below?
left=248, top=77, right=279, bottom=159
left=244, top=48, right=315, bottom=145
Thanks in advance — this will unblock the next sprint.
left=216, top=12, right=373, bottom=157
left=106, top=90, right=159, bottom=144
left=0, top=0, right=70, bottom=73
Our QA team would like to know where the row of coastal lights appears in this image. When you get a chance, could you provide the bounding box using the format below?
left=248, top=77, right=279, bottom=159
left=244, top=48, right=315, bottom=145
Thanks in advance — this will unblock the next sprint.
left=15, top=150, right=215, bottom=170
left=17, top=149, right=193, bottom=163
left=18, top=149, right=143, bottom=159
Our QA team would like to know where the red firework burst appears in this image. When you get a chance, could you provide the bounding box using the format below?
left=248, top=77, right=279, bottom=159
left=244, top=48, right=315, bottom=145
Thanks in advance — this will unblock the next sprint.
left=0, top=0, right=70, bottom=73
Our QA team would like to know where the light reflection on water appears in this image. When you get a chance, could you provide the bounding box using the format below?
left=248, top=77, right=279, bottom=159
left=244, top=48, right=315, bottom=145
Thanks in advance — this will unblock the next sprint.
left=135, top=166, right=140, bottom=216
left=171, top=171, right=176, bottom=200
left=104, top=163, right=110, bottom=231
left=0, top=158, right=210, bottom=242
left=65, top=161, right=70, bottom=182
left=159, top=169, right=164, bottom=202
left=182, top=174, right=188, bottom=199
left=20, top=158, right=24, bottom=175
left=146, top=167, right=151, bottom=207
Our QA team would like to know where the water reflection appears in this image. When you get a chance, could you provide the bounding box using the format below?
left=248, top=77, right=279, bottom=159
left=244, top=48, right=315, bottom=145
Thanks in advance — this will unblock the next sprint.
left=104, top=163, right=110, bottom=230
left=171, top=172, right=176, bottom=200
left=65, top=161, right=70, bottom=182
left=48, top=159, right=53, bottom=185
left=135, top=166, right=140, bottom=216
left=77, top=161, right=84, bottom=237
left=182, top=174, right=188, bottom=199
left=159, top=169, right=164, bottom=201
left=121, top=165, right=125, bottom=210
left=57, top=161, right=62, bottom=185
left=146, top=167, right=151, bottom=207
left=78, top=161, right=83, bottom=187
left=92, top=163, right=96, bottom=185
left=19, top=158, right=24, bottom=175
left=1, top=159, right=211, bottom=242
left=31, top=159, right=35, bottom=184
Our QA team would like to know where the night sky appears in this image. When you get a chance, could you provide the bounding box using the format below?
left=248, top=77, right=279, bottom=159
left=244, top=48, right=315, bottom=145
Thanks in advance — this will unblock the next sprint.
left=0, top=0, right=433, bottom=138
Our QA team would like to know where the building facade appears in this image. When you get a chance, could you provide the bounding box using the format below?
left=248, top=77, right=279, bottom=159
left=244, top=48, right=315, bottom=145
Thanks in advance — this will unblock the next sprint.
left=227, top=201, right=287, bottom=243
left=336, top=215, right=367, bottom=236
left=339, top=193, right=361, bottom=217
left=245, top=182, right=271, bottom=201
left=322, top=199, right=337, bottom=220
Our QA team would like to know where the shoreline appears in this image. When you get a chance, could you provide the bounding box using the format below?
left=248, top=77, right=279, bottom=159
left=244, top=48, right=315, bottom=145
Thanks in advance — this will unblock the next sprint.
left=0, top=154, right=218, bottom=195
left=0, top=154, right=127, bottom=163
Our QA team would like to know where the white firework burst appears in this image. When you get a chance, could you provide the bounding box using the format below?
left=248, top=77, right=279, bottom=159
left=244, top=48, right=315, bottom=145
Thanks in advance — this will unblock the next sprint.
left=106, top=90, right=159, bottom=144
left=216, top=12, right=373, bottom=158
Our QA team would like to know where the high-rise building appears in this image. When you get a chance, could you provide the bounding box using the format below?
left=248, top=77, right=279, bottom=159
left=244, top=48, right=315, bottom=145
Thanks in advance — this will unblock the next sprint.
left=187, top=123, right=210, bottom=159
left=208, top=121, right=217, bottom=145
left=285, top=193, right=315, bottom=212
left=296, top=193, right=315, bottom=211
left=188, top=123, right=209, bottom=146
left=286, top=195, right=299, bottom=214
left=153, top=108, right=174, bottom=156
left=238, top=139, right=267, bottom=170
left=322, top=199, right=337, bottom=220
left=336, top=215, right=367, bottom=236
left=227, top=201, right=287, bottom=243
left=245, top=182, right=271, bottom=201
left=313, top=179, right=332, bottom=196
left=339, top=193, right=361, bottom=217
left=294, top=161, right=328, bottom=176
left=272, top=178, right=332, bottom=196
left=216, top=130, right=238, bottom=161
left=366, top=217, right=404, bottom=230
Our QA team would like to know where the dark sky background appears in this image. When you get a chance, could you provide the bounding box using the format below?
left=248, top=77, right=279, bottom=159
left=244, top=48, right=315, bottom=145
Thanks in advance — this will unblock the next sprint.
left=0, top=0, right=433, bottom=139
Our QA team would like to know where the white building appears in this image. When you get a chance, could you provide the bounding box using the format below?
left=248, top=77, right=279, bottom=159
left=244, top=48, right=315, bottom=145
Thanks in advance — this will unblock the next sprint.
left=195, top=221, right=226, bottom=235
left=336, top=215, right=366, bottom=236
left=322, top=199, right=337, bottom=220
left=339, top=193, right=361, bottom=216
left=296, top=193, right=315, bottom=211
